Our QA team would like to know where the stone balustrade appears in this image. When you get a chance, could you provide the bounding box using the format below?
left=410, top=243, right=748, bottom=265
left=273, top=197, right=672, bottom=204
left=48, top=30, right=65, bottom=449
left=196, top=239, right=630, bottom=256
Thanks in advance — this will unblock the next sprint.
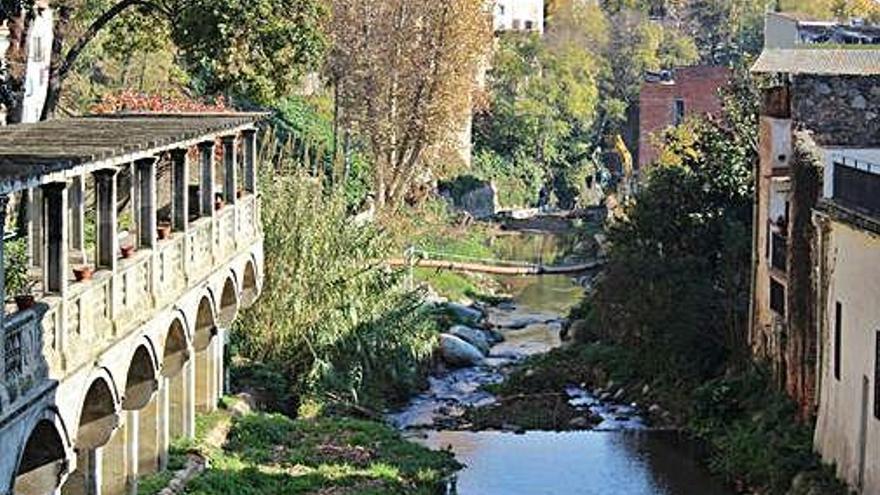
left=0, top=192, right=261, bottom=407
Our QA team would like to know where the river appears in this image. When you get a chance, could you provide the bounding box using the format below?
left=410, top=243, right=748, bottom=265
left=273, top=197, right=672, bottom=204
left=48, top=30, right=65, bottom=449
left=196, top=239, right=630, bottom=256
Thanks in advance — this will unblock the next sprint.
left=392, top=227, right=733, bottom=495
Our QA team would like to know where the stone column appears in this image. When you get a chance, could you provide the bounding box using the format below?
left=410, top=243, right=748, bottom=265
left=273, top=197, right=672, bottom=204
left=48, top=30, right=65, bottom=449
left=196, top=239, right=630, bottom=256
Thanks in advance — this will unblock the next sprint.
left=29, top=187, right=43, bottom=268
left=158, top=379, right=170, bottom=471
left=42, top=182, right=69, bottom=295
left=242, top=129, right=258, bottom=195
left=94, top=170, right=119, bottom=273
left=198, top=141, right=216, bottom=218
left=222, top=136, right=238, bottom=206
left=184, top=353, right=196, bottom=439
left=128, top=163, right=137, bottom=250
left=136, top=158, right=158, bottom=250
left=171, top=149, right=189, bottom=233
left=87, top=448, right=104, bottom=495
left=125, top=410, right=139, bottom=495
left=69, top=175, right=86, bottom=254
left=215, top=327, right=225, bottom=402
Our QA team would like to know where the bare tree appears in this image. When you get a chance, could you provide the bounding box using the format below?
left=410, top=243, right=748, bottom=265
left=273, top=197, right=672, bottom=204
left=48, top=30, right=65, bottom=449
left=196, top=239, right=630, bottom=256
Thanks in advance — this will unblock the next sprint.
left=329, top=0, right=490, bottom=211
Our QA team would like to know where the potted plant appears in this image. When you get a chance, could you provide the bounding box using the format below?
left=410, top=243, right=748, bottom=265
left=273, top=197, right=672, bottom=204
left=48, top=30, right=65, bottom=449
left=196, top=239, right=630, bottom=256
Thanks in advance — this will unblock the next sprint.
left=5, top=238, right=35, bottom=311
left=215, top=194, right=224, bottom=211
left=121, top=244, right=135, bottom=259
left=73, top=265, right=93, bottom=282
left=157, top=222, right=172, bottom=240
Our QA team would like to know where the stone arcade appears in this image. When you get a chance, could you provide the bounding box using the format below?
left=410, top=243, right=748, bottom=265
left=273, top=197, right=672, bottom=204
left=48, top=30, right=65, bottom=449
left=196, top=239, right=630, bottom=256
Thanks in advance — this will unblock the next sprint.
left=0, top=113, right=265, bottom=495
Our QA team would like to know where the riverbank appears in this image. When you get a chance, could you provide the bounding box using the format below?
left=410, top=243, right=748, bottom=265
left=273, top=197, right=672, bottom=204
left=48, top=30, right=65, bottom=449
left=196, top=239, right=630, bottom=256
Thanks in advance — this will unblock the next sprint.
left=469, top=340, right=850, bottom=495
left=139, top=399, right=460, bottom=495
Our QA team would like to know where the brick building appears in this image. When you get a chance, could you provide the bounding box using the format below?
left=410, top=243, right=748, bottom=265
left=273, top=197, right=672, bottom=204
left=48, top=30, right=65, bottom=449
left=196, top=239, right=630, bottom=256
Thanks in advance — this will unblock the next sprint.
left=636, top=66, right=730, bottom=172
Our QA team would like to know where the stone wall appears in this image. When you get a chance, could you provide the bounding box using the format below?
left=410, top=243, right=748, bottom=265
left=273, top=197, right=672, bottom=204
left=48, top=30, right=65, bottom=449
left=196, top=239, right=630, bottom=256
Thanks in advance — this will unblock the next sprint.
left=792, top=75, right=880, bottom=147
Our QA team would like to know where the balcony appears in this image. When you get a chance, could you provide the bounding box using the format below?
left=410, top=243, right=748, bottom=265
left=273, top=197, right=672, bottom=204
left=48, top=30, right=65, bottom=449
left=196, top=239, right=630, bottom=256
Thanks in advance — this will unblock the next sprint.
left=0, top=114, right=264, bottom=407
left=831, top=156, right=880, bottom=218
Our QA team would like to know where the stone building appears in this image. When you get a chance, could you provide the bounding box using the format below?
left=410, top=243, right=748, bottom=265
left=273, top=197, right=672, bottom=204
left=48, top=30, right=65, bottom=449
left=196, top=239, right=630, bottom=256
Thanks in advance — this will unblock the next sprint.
left=493, top=0, right=544, bottom=34
left=0, top=113, right=265, bottom=495
left=752, top=12, right=880, bottom=493
left=636, top=66, right=730, bottom=172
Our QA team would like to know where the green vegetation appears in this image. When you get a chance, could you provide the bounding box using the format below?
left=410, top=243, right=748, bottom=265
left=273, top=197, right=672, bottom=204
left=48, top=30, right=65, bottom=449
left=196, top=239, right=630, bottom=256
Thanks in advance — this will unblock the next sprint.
left=139, top=402, right=458, bottom=495
left=185, top=414, right=458, bottom=495
left=4, top=238, right=31, bottom=297
left=233, top=145, right=436, bottom=411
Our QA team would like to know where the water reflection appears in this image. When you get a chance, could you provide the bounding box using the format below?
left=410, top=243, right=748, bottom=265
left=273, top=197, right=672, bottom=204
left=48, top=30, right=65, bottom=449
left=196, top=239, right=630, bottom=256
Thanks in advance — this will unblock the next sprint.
left=418, top=430, right=733, bottom=495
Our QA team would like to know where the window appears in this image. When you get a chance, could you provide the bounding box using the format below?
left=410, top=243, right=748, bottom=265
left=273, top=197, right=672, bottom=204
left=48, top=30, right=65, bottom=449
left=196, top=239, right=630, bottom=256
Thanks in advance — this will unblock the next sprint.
left=512, top=19, right=521, bottom=30
left=673, top=98, right=685, bottom=126
left=524, top=20, right=534, bottom=30
left=874, top=332, right=880, bottom=419
left=770, top=278, right=786, bottom=317
left=835, top=302, right=843, bottom=381
left=771, top=232, right=787, bottom=272
left=31, top=36, right=44, bottom=63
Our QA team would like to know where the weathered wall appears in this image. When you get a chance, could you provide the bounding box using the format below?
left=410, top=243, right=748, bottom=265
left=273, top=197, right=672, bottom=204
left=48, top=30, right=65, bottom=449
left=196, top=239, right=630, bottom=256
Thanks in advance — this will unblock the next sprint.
left=637, top=66, right=730, bottom=169
left=792, top=75, right=880, bottom=147
left=814, top=218, right=880, bottom=493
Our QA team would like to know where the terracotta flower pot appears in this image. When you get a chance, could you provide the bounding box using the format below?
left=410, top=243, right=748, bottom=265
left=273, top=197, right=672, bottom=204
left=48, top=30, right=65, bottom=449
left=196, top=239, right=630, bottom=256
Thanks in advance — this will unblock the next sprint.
left=215, top=198, right=224, bottom=211
left=73, top=266, right=93, bottom=282
left=121, top=245, right=135, bottom=259
left=237, top=189, right=244, bottom=199
left=14, top=295, right=35, bottom=311
left=157, top=223, right=172, bottom=240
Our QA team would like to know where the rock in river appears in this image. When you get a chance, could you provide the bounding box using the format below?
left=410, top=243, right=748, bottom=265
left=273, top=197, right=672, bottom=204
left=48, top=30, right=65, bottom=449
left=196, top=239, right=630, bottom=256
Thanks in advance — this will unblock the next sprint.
left=440, top=334, right=485, bottom=368
left=450, top=325, right=492, bottom=355
left=446, top=302, right=483, bottom=325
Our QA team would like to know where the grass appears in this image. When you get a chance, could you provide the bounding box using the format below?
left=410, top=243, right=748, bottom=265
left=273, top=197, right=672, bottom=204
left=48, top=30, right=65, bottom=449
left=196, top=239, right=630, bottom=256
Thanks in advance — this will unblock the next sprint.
left=186, top=414, right=460, bottom=495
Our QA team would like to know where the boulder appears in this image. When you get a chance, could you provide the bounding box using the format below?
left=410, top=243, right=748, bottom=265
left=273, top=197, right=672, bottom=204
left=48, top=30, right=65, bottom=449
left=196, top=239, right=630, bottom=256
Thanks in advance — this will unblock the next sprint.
left=446, top=302, right=483, bottom=325
left=439, top=334, right=485, bottom=368
left=449, top=325, right=491, bottom=355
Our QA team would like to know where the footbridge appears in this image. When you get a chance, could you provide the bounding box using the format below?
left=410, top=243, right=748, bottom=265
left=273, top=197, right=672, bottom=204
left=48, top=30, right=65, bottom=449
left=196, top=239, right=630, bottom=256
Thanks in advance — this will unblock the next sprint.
left=389, top=248, right=604, bottom=276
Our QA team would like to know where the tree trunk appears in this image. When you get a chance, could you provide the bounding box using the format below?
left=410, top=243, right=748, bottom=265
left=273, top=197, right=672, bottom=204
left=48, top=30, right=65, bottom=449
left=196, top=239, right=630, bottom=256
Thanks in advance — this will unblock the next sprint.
left=4, top=11, right=31, bottom=124
left=41, top=0, right=147, bottom=120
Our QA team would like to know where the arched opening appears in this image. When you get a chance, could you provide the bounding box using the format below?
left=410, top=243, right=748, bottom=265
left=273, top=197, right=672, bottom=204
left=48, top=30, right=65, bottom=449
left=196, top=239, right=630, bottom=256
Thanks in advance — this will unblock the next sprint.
left=123, top=346, right=158, bottom=411
left=194, top=297, right=217, bottom=412
left=240, top=261, right=258, bottom=308
left=76, top=379, right=118, bottom=451
left=14, top=419, right=69, bottom=495
left=163, top=319, right=190, bottom=439
left=63, top=378, right=118, bottom=495
left=122, top=345, right=161, bottom=478
left=217, top=277, right=238, bottom=327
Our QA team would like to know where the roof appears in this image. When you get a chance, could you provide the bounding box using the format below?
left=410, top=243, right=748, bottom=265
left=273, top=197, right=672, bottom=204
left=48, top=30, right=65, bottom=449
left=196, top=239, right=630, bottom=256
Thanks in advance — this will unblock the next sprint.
left=0, top=113, right=265, bottom=193
left=751, top=48, right=880, bottom=75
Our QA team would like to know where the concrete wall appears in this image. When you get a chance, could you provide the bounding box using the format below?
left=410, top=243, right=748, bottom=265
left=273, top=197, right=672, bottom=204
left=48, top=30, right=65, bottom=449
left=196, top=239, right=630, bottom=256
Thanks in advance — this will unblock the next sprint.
left=814, top=219, right=880, bottom=493
left=637, top=66, right=730, bottom=170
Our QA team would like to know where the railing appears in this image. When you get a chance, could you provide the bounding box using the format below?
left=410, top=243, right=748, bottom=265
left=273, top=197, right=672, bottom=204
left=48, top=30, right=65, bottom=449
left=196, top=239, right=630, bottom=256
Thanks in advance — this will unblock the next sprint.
left=2, top=310, right=49, bottom=403
left=187, top=218, right=214, bottom=281
left=833, top=159, right=880, bottom=217
left=0, top=197, right=261, bottom=400
left=156, top=235, right=186, bottom=307
left=217, top=206, right=236, bottom=262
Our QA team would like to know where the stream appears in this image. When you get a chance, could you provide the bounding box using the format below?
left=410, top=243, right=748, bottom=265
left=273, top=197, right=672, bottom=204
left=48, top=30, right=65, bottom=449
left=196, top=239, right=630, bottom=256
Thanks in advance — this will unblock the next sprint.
left=390, top=227, right=734, bottom=495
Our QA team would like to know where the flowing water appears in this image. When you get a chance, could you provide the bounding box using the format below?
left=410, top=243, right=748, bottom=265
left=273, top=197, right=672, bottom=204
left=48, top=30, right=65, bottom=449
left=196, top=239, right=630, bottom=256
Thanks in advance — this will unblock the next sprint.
left=393, top=227, right=733, bottom=495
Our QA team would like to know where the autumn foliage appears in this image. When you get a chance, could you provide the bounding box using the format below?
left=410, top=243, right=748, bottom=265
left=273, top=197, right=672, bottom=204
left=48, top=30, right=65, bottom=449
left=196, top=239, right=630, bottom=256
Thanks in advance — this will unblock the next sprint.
left=89, top=89, right=229, bottom=114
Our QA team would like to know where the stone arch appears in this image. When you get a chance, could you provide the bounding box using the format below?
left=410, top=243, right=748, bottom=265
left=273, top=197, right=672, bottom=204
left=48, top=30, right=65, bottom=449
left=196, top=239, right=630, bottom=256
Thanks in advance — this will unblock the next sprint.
left=13, top=413, right=71, bottom=495
left=75, top=375, right=119, bottom=451
left=163, top=317, right=190, bottom=440
left=217, top=275, right=239, bottom=328
left=193, top=295, right=217, bottom=412
left=122, top=344, right=159, bottom=411
left=240, top=259, right=259, bottom=309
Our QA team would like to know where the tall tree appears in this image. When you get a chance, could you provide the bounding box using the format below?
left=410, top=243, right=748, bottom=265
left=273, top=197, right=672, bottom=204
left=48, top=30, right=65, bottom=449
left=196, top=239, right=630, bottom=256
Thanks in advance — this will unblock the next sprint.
left=329, top=0, right=490, bottom=211
left=34, top=0, right=326, bottom=121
